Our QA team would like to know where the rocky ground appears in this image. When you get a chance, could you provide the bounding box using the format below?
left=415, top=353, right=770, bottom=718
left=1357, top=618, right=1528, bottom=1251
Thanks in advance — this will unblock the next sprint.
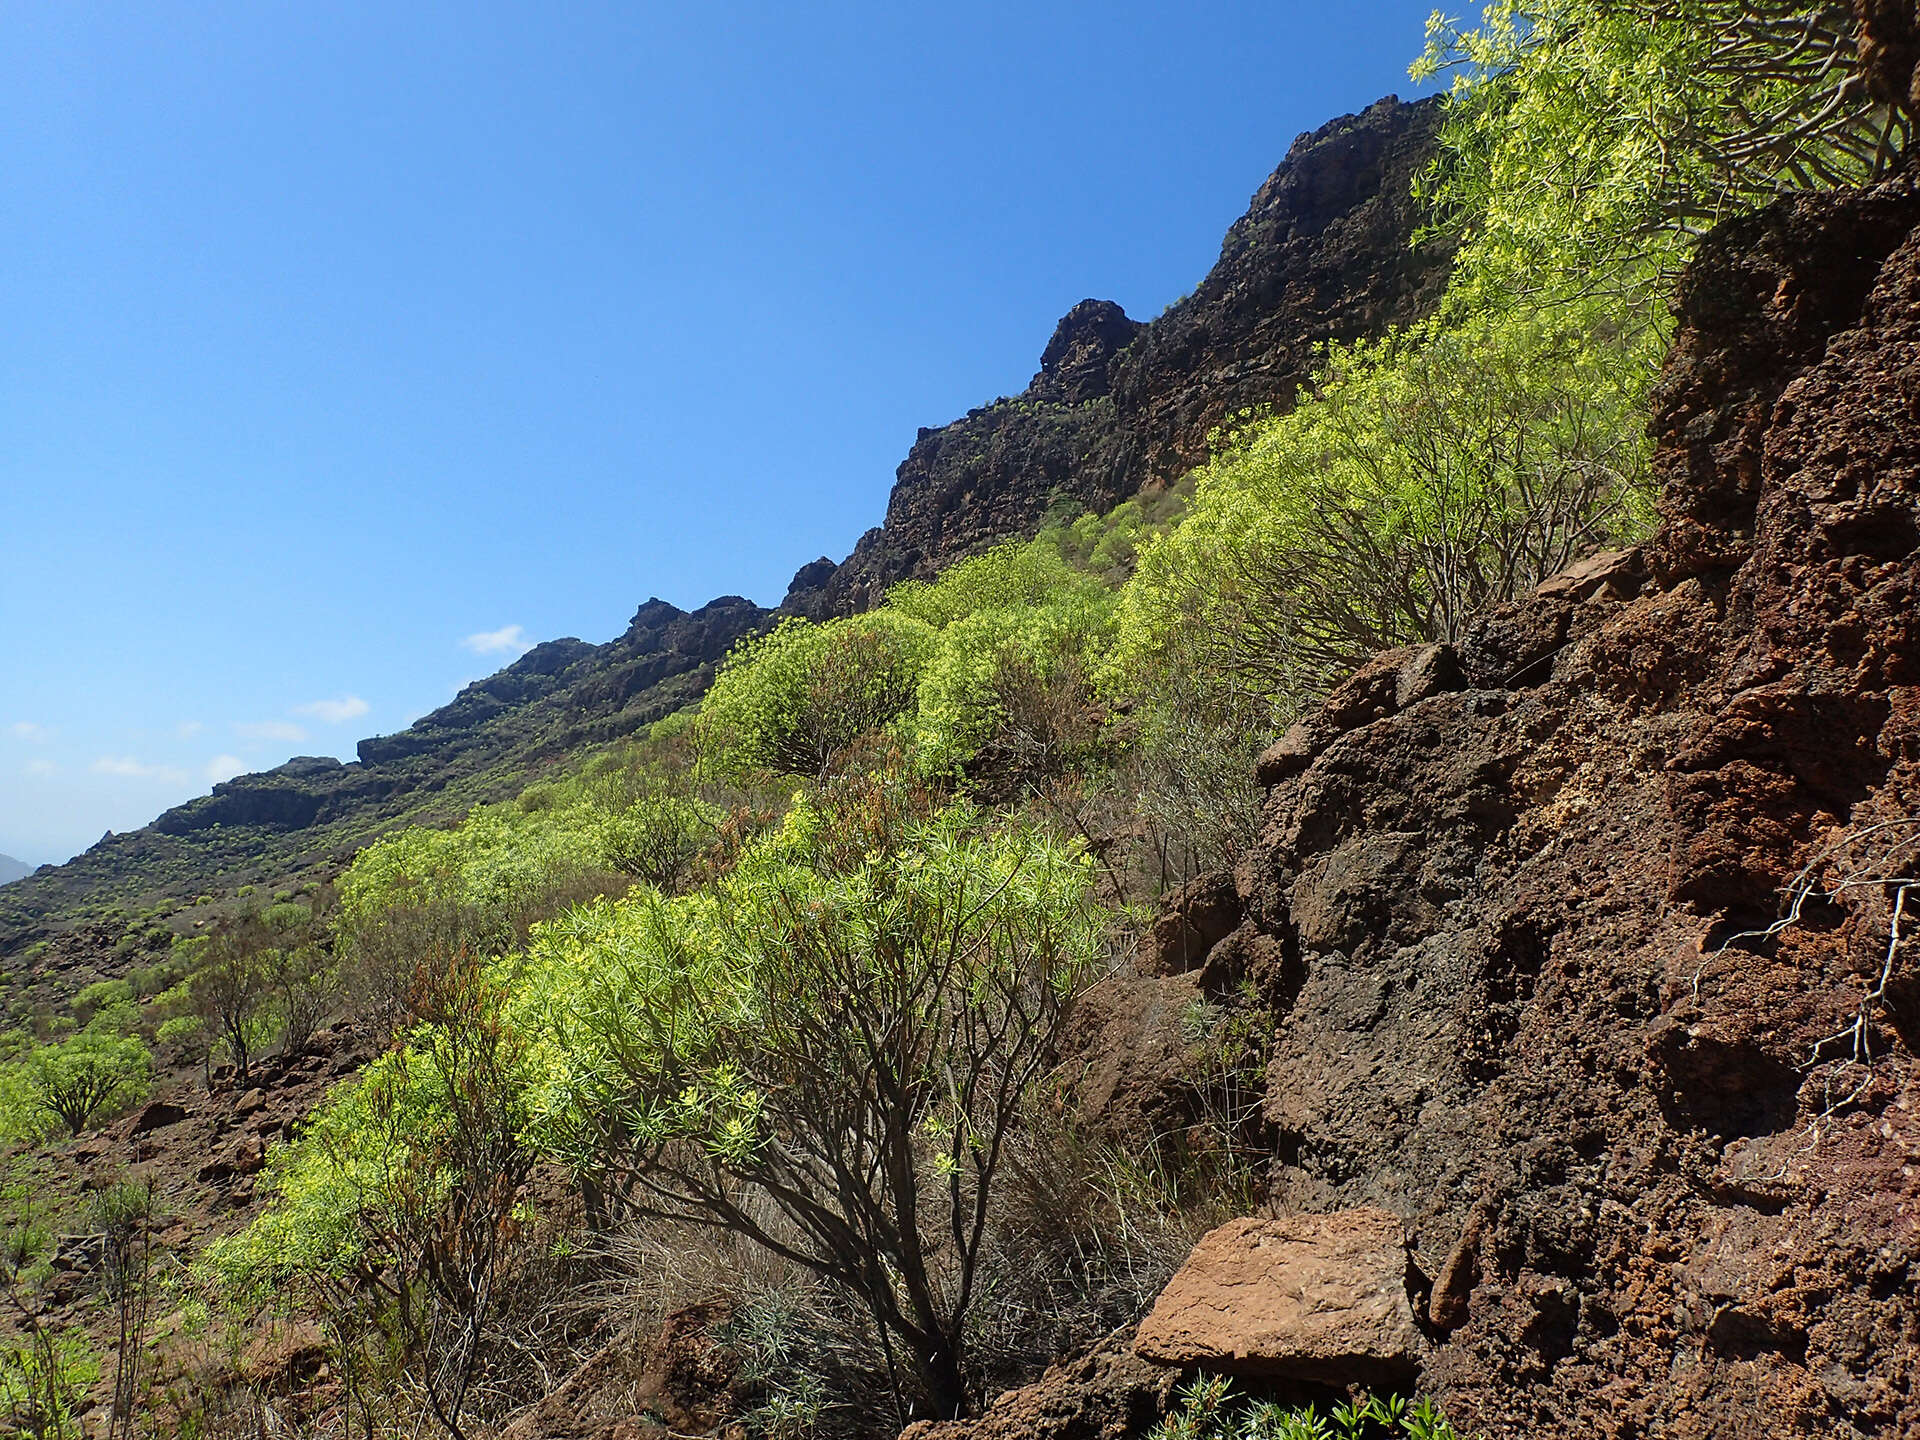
left=955, top=179, right=1920, bottom=1439
left=499, top=173, right=1920, bottom=1440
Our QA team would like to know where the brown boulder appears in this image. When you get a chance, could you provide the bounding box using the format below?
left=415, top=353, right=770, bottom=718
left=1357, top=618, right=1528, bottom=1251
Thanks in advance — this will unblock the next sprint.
left=1054, top=971, right=1203, bottom=1141
left=197, top=1133, right=266, bottom=1184
left=902, top=1329, right=1176, bottom=1440
left=1145, top=872, right=1242, bottom=975
left=1133, top=1213, right=1422, bottom=1385
left=129, top=1099, right=191, bottom=1136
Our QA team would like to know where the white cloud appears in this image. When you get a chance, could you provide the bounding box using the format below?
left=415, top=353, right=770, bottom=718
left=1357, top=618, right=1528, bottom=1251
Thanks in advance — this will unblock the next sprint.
left=462, top=624, right=532, bottom=657
left=91, top=755, right=189, bottom=784
left=25, top=758, right=57, bottom=777
left=293, top=695, right=370, bottom=725
left=176, top=720, right=205, bottom=740
left=205, top=754, right=247, bottom=784
left=9, top=722, right=51, bottom=743
left=235, top=720, right=308, bottom=743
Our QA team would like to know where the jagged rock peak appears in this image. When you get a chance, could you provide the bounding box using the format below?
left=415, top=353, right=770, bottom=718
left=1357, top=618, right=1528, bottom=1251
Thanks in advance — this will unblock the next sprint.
left=783, top=557, right=837, bottom=606
left=784, top=94, right=1449, bottom=622
left=1027, top=300, right=1143, bottom=405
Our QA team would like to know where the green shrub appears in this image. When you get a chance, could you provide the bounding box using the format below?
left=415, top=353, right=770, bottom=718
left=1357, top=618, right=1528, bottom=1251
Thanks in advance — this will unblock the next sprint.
left=1153, top=1375, right=1472, bottom=1440
left=233, top=804, right=1107, bottom=1420
left=530, top=806, right=1105, bottom=1417
left=154, top=1013, right=207, bottom=1058
left=70, top=980, right=133, bottom=1029
left=1413, top=0, right=1903, bottom=310
left=337, top=800, right=609, bottom=965
left=899, top=552, right=1118, bottom=778
left=0, top=1066, right=50, bottom=1147
left=698, top=613, right=937, bottom=779
left=1117, top=303, right=1655, bottom=712
left=596, top=794, right=719, bottom=892
left=0, top=1325, right=97, bottom=1440
left=24, top=1031, right=151, bottom=1136
left=887, top=544, right=1093, bottom=629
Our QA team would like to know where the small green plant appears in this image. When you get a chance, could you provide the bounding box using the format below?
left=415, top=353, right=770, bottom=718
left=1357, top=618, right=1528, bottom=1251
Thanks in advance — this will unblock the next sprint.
left=1152, top=1376, right=1474, bottom=1440
left=0, top=1182, right=100, bottom=1440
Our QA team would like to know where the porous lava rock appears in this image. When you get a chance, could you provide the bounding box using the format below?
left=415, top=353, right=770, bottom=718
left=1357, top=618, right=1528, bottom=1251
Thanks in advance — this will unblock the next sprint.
left=1215, top=177, right=1920, bottom=1438
left=1132, top=1213, right=1423, bottom=1386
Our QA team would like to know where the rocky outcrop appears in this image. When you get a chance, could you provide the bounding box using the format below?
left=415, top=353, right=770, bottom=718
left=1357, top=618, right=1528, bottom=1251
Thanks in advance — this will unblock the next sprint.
left=1029, top=301, right=1145, bottom=407
left=1168, top=179, right=1920, bottom=1437
left=1133, top=1214, right=1423, bottom=1386
left=786, top=96, right=1448, bottom=618
left=499, top=1306, right=746, bottom=1440
left=1104, top=100, right=1450, bottom=495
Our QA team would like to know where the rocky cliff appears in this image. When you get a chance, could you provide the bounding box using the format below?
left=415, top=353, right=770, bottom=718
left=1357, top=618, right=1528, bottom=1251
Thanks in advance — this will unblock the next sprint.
left=1004, top=181, right=1920, bottom=1439
left=784, top=95, right=1448, bottom=616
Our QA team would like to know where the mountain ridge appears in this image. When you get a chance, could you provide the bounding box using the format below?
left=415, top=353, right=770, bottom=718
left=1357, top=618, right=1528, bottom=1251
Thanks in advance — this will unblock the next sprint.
left=0, top=93, right=1446, bottom=953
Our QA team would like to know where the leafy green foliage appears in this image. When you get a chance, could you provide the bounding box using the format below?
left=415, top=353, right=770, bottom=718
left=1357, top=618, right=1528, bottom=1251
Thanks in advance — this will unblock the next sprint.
left=597, top=794, right=720, bottom=892
left=338, top=802, right=607, bottom=944
left=24, top=1030, right=151, bottom=1137
left=226, top=799, right=1106, bottom=1420
left=1118, top=301, right=1656, bottom=711
left=71, top=980, right=133, bottom=1029
left=0, top=1178, right=101, bottom=1439
left=0, top=1326, right=96, bottom=1440
left=538, top=805, right=1102, bottom=1416
left=699, top=613, right=937, bottom=779
left=1153, top=1375, right=1473, bottom=1440
left=1413, top=0, right=1904, bottom=307
left=899, top=553, right=1118, bottom=779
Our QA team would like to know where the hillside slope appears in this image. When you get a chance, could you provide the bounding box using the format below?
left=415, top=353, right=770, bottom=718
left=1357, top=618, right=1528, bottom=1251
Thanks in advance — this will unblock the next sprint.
left=964, top=179, right=1920, bottom=1440
left=0, top=595, right=768, bottom=940
left=0, top=94, right=1445, bottom=954
left=784, top=95, right=1447, bottom=616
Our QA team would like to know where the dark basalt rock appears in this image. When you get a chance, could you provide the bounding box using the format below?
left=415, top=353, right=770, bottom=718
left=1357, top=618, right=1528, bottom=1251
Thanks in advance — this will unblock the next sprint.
left=1197, top=180, right=1920, bottom=1438
left=1027, top=299, right=1143, bottom=405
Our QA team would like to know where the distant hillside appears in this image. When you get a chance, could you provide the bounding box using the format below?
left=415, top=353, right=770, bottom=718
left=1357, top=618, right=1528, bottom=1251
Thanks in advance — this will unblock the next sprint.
left=0, top=94, right=1446, bottom=954
left=0, top=855, right=31, bottom=886
left=0, top=595, right=767, bottom=944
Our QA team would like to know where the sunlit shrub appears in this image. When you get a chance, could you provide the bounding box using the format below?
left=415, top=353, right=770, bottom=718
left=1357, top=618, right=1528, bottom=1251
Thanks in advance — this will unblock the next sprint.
left=24, top=1031, right=151, bottom=1136
left=1117, top=303, right=1656, bottom=712
left=697, top=613, right=936, bottom=779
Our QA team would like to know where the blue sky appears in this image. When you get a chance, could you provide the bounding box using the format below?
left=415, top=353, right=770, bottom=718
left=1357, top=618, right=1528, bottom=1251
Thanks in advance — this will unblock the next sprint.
left=1, top=1, right=1438, bottom=866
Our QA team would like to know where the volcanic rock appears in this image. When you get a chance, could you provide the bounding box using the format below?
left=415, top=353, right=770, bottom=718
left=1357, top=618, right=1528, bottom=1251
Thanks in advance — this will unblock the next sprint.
left=1133, top=1213, right=1422, bottom=1385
